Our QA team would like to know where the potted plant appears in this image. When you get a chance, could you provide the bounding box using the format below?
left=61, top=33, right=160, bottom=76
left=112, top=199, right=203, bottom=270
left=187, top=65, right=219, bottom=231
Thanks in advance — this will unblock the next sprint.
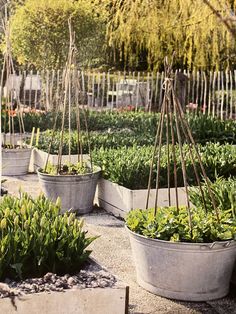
left=37, top=20, right=100, bottom=214
left=125, top=62, right=236, bottom=301
left=126, top=205, right=236, bottom=301
left=38, top=162, right=101, bottom=214
left=1, top=14, right=32, bottom=176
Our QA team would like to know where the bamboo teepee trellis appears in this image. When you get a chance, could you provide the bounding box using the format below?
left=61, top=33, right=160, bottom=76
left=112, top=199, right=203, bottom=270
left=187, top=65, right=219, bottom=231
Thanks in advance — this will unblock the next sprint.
left=44, top=18, right=93, bottom=174
left=146, top=57, right=220, bottom=235
left=1, top=4, right=25, bottom=148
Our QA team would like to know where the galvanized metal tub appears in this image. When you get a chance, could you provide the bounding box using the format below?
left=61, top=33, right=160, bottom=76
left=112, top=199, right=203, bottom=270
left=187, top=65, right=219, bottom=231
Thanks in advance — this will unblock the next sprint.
left=2, top=148, right=32, bottom=176
left=126, top=226, right=236, bottom=301
left=37, top=167, right=101, bottom=214
left=231, top=266, right=236, bottom=285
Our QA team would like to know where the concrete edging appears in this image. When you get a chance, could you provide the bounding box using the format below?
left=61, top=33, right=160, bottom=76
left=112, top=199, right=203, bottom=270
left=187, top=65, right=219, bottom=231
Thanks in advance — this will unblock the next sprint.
left=0, top=285, right=129, bottom=314
left=0, top=258, right=129, bottom=314
left=97, top=178, right=188, bottom=218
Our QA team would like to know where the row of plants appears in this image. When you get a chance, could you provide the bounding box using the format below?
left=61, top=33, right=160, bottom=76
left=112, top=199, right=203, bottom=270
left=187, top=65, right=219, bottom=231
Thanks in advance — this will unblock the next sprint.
left=92, top=143, right=236, bottom=189
left=0, top=193, right=95, bottom=280
left=32, top=118, right=236, bottom=154
left=32, top=129, right=154, bottom=154
left=8, top=110, right=236, bottom=144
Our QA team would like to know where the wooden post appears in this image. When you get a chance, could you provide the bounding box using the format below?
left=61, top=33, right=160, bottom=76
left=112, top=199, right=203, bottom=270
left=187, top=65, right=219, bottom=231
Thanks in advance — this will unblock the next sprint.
left=220, top=71, right=224, bottom=120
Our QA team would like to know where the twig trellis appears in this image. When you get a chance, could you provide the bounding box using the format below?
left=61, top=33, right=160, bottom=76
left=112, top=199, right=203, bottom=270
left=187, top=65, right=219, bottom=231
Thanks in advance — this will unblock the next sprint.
left=44, top=18, right=93, bottom=173
left=146, top=57, right=220, bottom=235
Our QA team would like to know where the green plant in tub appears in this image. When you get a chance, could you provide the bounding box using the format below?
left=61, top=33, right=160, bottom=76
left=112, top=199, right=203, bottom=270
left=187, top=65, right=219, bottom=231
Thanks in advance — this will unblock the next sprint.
left=126, top=206, right=236, bottom=243
left=42, top=162, right=93, bottom=175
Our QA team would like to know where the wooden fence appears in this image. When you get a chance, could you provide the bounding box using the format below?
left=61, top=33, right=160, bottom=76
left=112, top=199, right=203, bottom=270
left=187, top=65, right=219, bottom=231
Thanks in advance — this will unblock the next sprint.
left=4, top=69, right=236, bottom=119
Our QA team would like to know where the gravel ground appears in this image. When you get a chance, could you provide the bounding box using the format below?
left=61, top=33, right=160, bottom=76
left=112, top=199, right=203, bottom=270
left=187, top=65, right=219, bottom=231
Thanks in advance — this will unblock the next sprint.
left=2, top=174, right=236, bottom=314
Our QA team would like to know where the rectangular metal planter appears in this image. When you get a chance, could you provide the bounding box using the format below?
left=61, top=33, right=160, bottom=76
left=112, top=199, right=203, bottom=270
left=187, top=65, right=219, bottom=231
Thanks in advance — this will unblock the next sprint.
left=97, top=178, right=188, bottom=218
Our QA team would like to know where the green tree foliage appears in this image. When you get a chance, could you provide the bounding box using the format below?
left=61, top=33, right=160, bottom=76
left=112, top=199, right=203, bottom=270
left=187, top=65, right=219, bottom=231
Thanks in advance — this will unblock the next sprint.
left=9, top=0, right=105, bottom=69
left=100, top=0, right=236, bottom=70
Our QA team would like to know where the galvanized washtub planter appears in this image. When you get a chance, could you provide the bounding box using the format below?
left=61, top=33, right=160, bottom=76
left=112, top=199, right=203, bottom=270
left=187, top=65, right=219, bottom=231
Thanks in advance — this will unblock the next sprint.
left=231, top=267, right=236, bottom=285
left=2, top=148, right=32, bottom=176
left=126, top=226, right=236, bottom=301
left=37, top=167, right=101, bottom=214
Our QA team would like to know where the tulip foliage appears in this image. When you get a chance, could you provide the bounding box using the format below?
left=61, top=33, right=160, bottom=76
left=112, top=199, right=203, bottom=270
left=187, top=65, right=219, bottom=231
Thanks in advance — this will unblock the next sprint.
left=0, top=193, right=95, bottom=280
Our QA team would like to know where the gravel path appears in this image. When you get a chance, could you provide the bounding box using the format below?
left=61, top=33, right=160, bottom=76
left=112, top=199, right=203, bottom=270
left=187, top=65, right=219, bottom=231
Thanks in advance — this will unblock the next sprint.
left=2, top=174, right=236, bottom=314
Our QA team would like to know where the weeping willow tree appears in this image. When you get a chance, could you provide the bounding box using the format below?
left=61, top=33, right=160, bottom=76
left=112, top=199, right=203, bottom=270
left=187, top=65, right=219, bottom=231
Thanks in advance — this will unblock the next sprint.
left=99, top=0, right=236, bottom=70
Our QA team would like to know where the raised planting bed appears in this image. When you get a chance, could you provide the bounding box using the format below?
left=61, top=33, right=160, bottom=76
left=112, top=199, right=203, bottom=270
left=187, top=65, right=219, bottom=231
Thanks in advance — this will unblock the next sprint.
left=97, top=178, right=188, bottom=218
left=0, top=259, right=129, bottom=314
left=93, top=144, right=236, bottom=217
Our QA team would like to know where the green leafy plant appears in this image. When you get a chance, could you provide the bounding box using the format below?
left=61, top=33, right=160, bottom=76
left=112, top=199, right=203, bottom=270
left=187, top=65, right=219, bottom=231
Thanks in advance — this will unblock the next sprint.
left=92, top=143, right=236, bottom=189
left=189, top=177, right=236, bottom=214
left=43, top=162, right=93, bottom=175
left=32, top=129, right=154, bottom=154
left=13, top=110, right=236, bottom=145
left=0, top=193, right=96, bottom=280
left=126, top=206, right=236, bottom=243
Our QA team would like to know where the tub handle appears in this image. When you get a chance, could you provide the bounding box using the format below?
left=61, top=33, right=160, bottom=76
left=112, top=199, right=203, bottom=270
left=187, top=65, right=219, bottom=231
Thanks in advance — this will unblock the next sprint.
left=200, top=241, right=234, bottom=250
left=209, top=240, right=234, bottom=249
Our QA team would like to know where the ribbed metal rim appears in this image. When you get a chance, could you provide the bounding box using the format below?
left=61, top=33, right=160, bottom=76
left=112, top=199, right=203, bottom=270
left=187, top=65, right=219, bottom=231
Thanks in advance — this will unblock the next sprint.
left=37, top=166, right=101, bottom=178
left=2, top=147, right=32, bottom=153
left=125, top=225, right=236, bottom=249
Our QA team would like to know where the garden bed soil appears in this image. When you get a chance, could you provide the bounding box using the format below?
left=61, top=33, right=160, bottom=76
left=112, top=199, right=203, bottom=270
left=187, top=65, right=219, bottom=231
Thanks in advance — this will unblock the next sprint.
left=0, top=259, right=128, bottom=314
left=97, top=178, right=188, bottom=218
